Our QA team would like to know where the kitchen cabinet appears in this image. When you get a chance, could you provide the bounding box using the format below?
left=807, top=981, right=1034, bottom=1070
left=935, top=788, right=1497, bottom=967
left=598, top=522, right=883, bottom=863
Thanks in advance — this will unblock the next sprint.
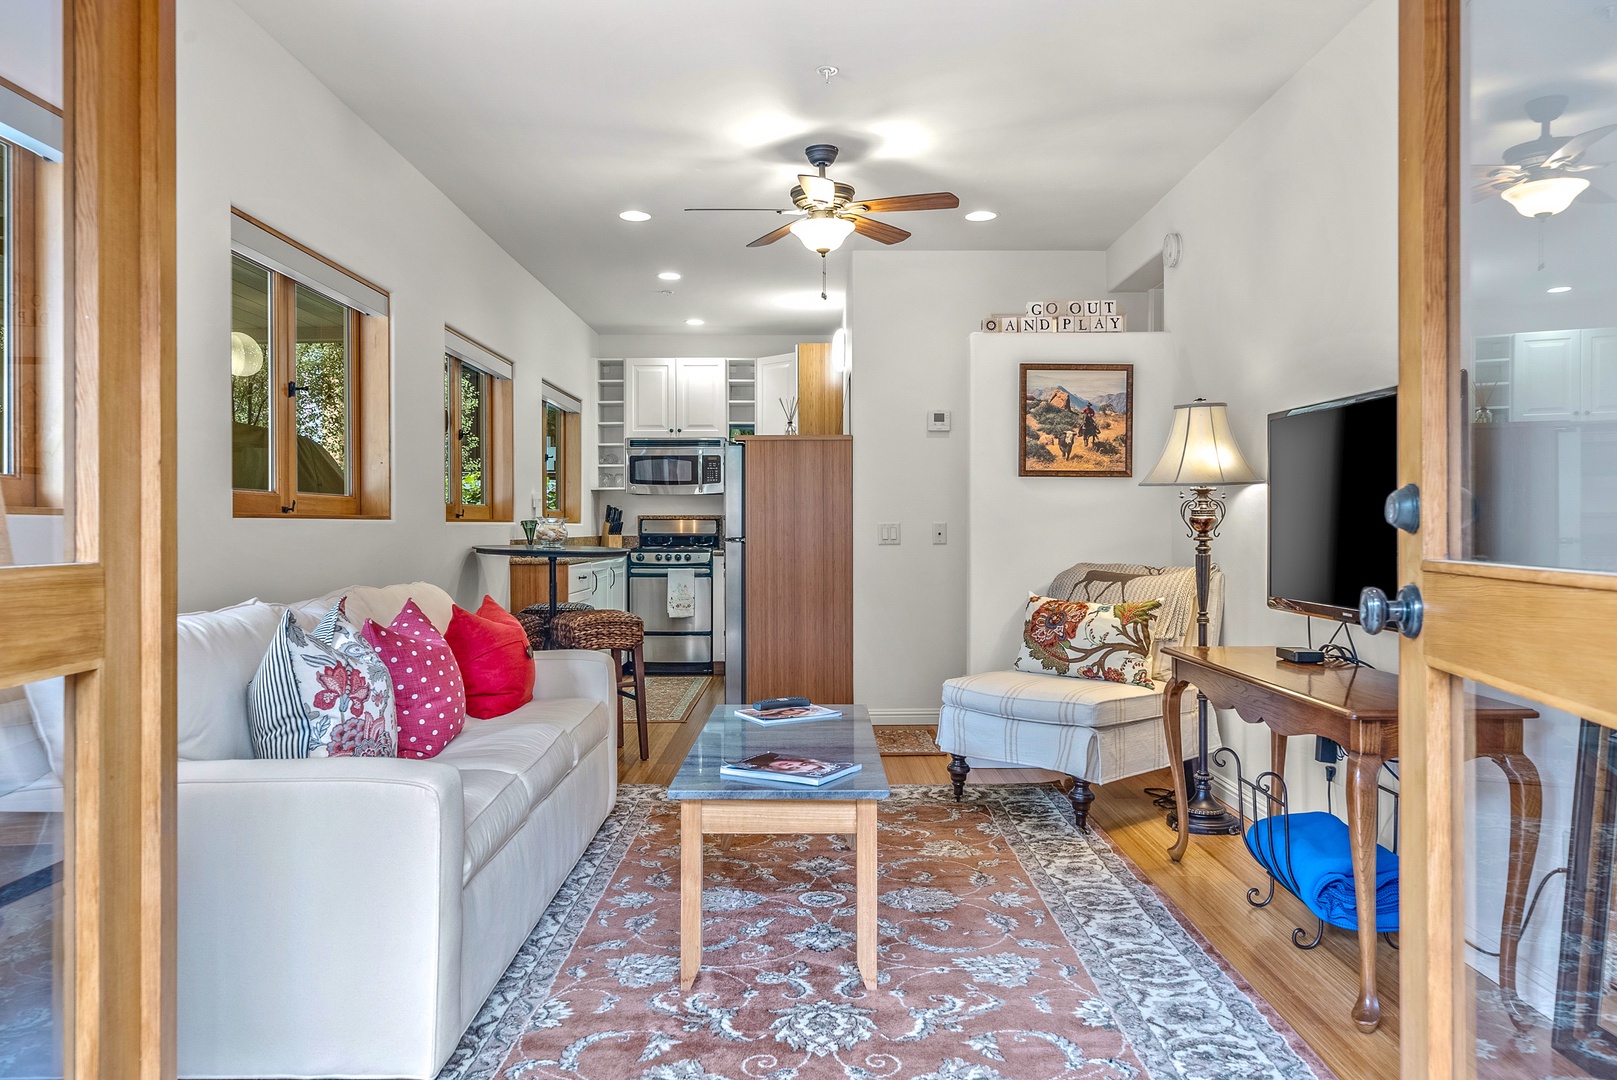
left=1583, top=328, right=1617, bottom=420
left=625, top=357, right=727, bottom=437
left=1501, top=328, right=1617, bottom=421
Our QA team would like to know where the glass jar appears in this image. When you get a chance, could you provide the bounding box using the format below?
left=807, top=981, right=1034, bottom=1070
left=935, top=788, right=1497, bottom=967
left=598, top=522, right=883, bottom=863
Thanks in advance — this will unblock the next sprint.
left=536, top=516, right=568, bottom=548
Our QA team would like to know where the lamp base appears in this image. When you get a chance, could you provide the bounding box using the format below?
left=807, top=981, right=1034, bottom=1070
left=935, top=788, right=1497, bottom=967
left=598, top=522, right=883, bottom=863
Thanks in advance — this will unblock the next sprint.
left=1167, top=766, right=1242, bottom=836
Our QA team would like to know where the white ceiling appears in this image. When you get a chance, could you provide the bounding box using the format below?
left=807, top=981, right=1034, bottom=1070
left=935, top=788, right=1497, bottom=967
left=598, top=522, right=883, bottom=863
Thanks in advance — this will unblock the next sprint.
left=234, top=0, right=1373, bottom=337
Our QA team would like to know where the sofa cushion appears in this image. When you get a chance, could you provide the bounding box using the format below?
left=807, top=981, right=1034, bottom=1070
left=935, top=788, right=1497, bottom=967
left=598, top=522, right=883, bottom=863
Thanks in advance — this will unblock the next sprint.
left=310, top=603, right=399, bottom=757
left=942, top=670, right=1165, bottom=729
left=21, top=678, right=63, bottom=778
left=247, top=611, right=398, bottom=759
left=456, top=768, right=533, bottom=885
left=446, top=597, right=535, bottom=719
left=178, top=599, right=285, bottom=761
left=1044, top=562, right=1224, bottom=681
left=362, top=601, right=465, bottom=760
left=342, top=581, right=454, bottom=635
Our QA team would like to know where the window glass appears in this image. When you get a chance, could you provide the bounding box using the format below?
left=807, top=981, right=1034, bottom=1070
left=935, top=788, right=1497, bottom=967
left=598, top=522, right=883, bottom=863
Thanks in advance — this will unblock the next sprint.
left=293, top=284, right=350, bottom=496
left=458, top=365, right=485, bottom=506
left=544, top=402, right=562, bottom=515
left=1, top=140, right=9, bottom=477
left=229, top=253, right=272, bottom=491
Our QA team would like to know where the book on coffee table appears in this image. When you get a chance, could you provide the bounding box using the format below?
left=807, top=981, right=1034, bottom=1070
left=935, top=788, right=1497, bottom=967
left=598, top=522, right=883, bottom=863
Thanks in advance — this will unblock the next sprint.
left=736, top=704, right=843, bottom=725
left=718, top=753, right=862, bottom=787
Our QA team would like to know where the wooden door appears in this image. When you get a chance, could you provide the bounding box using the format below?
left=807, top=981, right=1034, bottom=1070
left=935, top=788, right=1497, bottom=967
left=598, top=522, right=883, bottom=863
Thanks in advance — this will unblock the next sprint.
left=674, top=357, right=725, bottom=436
left=1399, top=2, right=1617, bottom=1076
left=626, top=358, right=675, bottom=437
left=0, top=1, right=176, bottom=1076
left=1582, top=329, right=1617, bottom=421
left=1512, top=331, right=1581, bottom=421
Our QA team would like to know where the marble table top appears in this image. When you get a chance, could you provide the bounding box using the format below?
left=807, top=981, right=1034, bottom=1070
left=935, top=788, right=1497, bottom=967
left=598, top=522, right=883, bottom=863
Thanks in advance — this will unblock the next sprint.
left=667, top=704, right=890, bottom=801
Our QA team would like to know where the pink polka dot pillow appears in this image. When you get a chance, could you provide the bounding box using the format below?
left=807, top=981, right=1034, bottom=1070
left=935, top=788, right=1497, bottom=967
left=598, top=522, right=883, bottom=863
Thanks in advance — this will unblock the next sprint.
left=361, top=600, right=466, bottom=759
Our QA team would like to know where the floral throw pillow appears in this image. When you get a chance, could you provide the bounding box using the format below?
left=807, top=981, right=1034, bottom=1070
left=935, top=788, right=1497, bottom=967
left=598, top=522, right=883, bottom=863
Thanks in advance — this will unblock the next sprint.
left=247, top=609, right=398, bottom=759
left=1012, top=592, right=1163, bottom=688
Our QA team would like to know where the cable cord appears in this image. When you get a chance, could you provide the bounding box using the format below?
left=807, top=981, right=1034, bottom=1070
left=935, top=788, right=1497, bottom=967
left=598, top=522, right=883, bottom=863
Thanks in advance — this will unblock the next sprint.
left=1466, top=866, right=1569, bottom=958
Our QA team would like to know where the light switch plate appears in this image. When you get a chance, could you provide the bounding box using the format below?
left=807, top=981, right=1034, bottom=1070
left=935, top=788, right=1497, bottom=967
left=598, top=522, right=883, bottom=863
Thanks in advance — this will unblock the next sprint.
left=878, top=523, right=902, bottom=545
left=928, top=410, right=952, bottom=432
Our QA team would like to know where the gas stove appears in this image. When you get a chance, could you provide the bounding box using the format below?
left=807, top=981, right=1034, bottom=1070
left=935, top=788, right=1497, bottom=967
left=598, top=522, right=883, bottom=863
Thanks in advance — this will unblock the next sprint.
left=632, top=516, right=721, bottom=567
left=630, top=548, right=711, bottom=566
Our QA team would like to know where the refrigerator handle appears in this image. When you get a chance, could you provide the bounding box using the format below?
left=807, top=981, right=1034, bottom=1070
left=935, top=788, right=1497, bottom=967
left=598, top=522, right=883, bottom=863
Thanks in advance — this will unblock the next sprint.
left=723, top=536, right=745, bottom=544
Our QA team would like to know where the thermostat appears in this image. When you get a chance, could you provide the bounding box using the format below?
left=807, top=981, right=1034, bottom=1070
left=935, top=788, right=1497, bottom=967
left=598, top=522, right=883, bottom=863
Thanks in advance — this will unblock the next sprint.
left=928, top=410, right=952, bottom=432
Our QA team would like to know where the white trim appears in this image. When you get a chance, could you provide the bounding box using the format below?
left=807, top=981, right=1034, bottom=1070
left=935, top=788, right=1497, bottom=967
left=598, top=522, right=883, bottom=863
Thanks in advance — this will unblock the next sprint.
left=230, top=214, right=389, bottom=317
left=867, top=707, right=940, bottom=727
left=0, top=86, right=62, bottom=162
left=445, top=327, right=514, bottom=381
left=541, top=380, right=582, bottom=413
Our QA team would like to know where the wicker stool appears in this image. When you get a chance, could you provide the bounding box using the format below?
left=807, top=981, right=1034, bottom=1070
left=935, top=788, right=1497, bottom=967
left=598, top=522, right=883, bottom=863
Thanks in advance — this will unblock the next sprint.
left=515, top=602, right=593, bottom=651
left=550, top=609, right=649, bottom=761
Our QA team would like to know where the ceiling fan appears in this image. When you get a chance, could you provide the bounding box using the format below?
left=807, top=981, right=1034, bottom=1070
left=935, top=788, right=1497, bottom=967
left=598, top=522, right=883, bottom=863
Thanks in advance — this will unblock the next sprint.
left=1473, top=95, right=1614, bottom=217
left=686, top=143, right=960, bottom=255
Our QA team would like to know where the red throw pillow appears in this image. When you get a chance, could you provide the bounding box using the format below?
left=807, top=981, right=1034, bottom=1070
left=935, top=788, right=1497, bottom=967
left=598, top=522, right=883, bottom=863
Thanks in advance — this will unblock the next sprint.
left=445, top=596, right=535, bottom=719
left=361, top=600, right=466, bottom=759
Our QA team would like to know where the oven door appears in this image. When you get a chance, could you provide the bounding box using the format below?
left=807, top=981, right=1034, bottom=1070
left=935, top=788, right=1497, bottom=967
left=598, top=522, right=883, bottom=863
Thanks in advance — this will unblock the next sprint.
left=627, top=450, right=703, bottom=495
left=629, top=567, right=713, bottom=665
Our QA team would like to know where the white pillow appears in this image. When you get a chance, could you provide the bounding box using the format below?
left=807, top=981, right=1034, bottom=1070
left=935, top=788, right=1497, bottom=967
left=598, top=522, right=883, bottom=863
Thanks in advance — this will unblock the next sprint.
left=22, top=678, right=64, bottom=778
left=177, top=599, right=286, bottom=761
left=340, top=582, right=454, bottom=634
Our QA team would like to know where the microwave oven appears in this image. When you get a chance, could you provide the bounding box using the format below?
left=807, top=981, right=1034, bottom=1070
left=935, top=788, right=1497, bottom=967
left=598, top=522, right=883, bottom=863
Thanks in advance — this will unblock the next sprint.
left=625, top=439, right=725, bottom=495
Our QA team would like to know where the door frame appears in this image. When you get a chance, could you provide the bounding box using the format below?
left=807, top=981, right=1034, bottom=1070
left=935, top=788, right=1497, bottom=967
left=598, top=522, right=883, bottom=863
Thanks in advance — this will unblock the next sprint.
left=0, top=1, right=176, bottom=1075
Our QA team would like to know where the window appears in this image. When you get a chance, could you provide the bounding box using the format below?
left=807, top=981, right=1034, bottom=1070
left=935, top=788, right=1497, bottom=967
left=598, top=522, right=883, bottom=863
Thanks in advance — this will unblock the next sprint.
left=542, top=383, right=582, bottom=523
left=230, top=211, right=390, bottom=518
left=1, top=139, right=39, bottom=509
left=444, top=327, right=513, bottom=521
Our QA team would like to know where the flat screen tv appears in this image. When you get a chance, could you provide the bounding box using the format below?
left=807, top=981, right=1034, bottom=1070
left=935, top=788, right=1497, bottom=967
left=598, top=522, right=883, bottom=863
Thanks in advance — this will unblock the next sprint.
left=1267, top=388, right=1399, bottom=623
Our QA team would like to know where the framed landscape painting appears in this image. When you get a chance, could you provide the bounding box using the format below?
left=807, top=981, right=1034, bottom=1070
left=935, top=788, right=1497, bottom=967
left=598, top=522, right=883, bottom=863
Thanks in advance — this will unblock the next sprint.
left=1019, top=363, right=1134, bottom=477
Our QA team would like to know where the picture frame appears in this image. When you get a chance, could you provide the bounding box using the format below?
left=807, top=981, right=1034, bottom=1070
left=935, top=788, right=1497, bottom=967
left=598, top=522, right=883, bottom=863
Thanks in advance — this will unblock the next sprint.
left=1018, top=363, right=1134, bottom=478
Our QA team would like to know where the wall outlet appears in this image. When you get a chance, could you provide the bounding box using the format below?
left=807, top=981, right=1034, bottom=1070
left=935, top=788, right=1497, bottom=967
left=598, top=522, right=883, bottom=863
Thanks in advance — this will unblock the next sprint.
left=878, top=523, right=902, bottom=546
left=932, top=522, right=947, bottom=545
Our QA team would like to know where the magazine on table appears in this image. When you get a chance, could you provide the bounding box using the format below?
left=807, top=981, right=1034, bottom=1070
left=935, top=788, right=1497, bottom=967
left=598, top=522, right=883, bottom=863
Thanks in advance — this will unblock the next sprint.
left=737, top=704, right=843, bottom=726
left=718, top=753, right=861, bottom=787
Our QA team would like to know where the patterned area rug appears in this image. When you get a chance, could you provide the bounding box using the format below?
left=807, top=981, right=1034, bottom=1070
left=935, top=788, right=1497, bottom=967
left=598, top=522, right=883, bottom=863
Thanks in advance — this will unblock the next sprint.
left=440, top=785, right=1333, bottom=1080
left=645, top=676, right=712, bottom=724
left=872, top=725, right=943, bottom=756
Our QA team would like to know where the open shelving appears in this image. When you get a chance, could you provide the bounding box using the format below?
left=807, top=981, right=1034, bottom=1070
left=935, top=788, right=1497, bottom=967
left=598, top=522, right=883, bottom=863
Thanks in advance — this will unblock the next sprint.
left=596, top=359, right=626, bottom=490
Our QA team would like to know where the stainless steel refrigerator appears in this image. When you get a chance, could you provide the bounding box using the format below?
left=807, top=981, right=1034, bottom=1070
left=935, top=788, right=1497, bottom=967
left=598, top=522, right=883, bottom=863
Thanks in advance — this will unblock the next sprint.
left=722, top=440, right=746, bottom=703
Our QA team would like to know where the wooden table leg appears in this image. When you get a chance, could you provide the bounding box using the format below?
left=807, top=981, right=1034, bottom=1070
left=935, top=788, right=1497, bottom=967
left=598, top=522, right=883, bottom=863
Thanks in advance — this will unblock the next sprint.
left=1161, top=677, right=1191, bottom=862
left=1489, top=749, right=1544, bottom=1025
left=681, top=801, right=703, bottom=990
left=856, top=800, right=878, bottom=991
left=1345, top=750, right=1383, bottom=1032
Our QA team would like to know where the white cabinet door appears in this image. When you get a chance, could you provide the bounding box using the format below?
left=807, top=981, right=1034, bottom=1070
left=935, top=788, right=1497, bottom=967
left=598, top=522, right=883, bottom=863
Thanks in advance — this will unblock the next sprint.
left=755, top=352, right=797, bottom=435
left=675, top=357, right=726, bottom=436
left=1513, top=331, right=1582, bottom=421
left=1583, top=328, right=1617, bottom=420
left=626, top=358, right=676, bottom=437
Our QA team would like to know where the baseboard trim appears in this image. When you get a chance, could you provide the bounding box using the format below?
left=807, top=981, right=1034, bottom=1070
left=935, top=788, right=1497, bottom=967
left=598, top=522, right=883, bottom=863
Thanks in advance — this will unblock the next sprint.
left=867, top=708, right=941, bottom=727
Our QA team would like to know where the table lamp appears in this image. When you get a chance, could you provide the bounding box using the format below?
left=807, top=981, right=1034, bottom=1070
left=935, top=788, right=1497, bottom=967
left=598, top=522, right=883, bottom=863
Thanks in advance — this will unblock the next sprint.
left=1141, top=399, right=1261, bottom=835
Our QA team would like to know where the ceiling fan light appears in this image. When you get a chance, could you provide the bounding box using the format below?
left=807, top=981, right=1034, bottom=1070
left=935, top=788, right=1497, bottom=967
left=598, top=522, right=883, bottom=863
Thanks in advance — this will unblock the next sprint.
left=790, top=215, right=855, bottom=253
left=1502, top=176, right=1589, bottom=217
left=800, top=174, right=837, bottom=207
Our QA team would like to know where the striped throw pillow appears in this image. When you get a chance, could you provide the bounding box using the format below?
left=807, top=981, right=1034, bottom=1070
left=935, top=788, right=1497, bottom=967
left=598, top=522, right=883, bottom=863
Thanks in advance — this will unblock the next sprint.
left=247, top=608, right=398, bottom=759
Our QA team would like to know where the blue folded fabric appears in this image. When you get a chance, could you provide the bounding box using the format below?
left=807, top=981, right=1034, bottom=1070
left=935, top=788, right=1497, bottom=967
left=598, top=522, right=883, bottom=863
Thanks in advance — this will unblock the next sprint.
left=1245, top=811, right=1399, bottom=932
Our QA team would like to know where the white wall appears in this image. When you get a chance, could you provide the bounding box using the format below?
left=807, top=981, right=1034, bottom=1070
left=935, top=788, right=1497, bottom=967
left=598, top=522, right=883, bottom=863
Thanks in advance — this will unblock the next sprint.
left=595, top=334, right=825, bottom=359
left=177, top=0, right=597, bottom=611
left=0, top=0, right=62, bottom=107
left=967, top=332, right=1185, bottom=670
left=846, top=249, right=1143, bottom=721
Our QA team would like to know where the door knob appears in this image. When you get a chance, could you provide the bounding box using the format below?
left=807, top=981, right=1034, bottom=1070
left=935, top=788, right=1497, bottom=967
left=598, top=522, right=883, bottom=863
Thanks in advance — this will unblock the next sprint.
left=1359, top=584, right=1423, bottom=638
left=1384, top=483, right=1420, bottom=534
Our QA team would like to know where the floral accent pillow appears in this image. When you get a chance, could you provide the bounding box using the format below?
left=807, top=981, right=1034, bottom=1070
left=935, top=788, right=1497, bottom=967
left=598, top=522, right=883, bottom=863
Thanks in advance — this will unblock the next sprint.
left=246, top=609, right=398, bottom=759
left=1012, top=592, right=1163, bottom=688
left=311, top=601, right=399, bottom=755
left=362, top=600, right=466, bottom=760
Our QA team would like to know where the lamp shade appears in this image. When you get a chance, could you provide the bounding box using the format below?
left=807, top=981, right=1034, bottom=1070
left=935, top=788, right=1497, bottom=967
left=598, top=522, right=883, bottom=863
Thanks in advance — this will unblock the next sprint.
left=1140, top=399, right=1261, bottom=486
left=1501, top=176, right=1589, bottom=218
left=230, top=331, right=265, bottom=378
left=790, top=214, right=855, bottom=253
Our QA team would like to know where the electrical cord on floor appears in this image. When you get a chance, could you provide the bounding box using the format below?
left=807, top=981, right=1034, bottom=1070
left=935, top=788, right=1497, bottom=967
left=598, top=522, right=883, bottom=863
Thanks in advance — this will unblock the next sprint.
left=1466, top=866, right=1568, bottom=958
left=1143, top=787, right=1178, bottom=811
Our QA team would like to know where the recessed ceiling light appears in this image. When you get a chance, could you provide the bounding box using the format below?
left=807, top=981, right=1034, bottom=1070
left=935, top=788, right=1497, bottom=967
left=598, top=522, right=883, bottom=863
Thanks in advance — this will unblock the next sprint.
left=658, top=271, right=682, bottom=281
left=964, top=210, right=997, bottom=222
left=619, top=210, right=651, bottom=222
left=685, top=317, right=705, bottom=326
left=1547, top=285, right=1573, bottom=293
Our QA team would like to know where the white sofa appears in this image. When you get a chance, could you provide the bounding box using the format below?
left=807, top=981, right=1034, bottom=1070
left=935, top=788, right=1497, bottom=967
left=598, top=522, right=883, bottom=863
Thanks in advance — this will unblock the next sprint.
left=938, top=562, right=1222, bottom=830
left=170, top=582, right=618, bottom=1080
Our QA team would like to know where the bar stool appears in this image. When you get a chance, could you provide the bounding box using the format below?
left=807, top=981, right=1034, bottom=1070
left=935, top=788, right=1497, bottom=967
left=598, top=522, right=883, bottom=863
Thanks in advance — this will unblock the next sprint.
left=515, top=602, right=592, bottom=651
left=550, top=608, right=649, bottom=761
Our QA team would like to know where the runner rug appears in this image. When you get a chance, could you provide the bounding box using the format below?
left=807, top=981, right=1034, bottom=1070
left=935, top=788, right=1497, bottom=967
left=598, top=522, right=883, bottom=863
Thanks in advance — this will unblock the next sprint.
left=644, top=676, right=712, bottom=724
left=871, top=725, right=944, bottom=756
left=440, top=784, right=1334, bottom=1080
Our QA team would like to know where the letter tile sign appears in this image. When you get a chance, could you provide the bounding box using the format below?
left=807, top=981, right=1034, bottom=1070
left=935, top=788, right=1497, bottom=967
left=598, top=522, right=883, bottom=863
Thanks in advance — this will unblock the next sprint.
left=981, top=299, right=1126, bottom=334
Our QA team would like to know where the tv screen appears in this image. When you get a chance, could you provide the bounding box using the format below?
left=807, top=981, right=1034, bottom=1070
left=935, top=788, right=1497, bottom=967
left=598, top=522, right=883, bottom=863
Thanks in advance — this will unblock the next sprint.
left=1267, top=390, right=1399, bottom=621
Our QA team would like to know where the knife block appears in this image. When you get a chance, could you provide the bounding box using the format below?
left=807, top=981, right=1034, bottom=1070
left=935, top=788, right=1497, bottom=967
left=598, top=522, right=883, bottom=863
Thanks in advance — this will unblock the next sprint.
left=597, top=529, right=624, bottom=548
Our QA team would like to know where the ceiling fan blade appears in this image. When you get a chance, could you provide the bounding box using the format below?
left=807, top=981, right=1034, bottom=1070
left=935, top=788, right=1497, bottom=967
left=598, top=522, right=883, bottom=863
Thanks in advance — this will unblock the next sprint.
left=685, top=207, right=804, bottom=213
left=847, top=192, right=960, bottom=214
left=1542, top=123, right=1617, bottom=170
left=746, top=223, right=795, bottom=248
left=848, top=215, right=911, bottom=245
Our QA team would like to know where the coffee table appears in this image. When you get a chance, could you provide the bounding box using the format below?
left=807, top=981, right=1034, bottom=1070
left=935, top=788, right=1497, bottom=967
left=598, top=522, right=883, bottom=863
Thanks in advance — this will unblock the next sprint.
left=667, top=704, right=890, bottom=990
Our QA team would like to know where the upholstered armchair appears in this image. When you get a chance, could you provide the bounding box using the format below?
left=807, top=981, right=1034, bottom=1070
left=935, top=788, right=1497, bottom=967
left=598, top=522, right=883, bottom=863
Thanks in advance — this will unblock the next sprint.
left=937, top=561, right=1224, bottom=830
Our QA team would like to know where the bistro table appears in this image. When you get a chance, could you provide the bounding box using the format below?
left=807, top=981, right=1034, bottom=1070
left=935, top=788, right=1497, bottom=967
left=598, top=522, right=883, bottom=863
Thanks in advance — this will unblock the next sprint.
left=473, top=545, right=628, bottom=647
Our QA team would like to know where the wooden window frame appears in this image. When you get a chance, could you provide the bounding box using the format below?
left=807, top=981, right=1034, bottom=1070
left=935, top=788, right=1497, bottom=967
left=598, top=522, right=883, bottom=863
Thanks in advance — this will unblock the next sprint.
left=230, top=216, right=390, bottom=519
left=542, top=389, right=582, bottom=524
left=444, top=333, right=512, bottom=523
left=1, top=138, right=40, bottom=509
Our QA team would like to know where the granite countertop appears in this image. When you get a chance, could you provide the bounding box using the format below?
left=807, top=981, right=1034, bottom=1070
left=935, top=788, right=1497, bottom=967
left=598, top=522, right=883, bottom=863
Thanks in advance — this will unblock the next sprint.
left=667, top=705, right=889, bottom=801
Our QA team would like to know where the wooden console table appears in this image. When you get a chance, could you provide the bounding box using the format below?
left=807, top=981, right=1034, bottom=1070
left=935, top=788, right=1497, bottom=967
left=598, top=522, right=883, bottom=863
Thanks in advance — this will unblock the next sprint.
left=1159, top=644, right=1541, bottom=1034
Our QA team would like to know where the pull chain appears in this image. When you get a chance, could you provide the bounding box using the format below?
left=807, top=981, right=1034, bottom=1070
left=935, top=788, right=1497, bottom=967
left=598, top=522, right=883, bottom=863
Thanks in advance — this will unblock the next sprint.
left=821, top=253, right=828, bottom=301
